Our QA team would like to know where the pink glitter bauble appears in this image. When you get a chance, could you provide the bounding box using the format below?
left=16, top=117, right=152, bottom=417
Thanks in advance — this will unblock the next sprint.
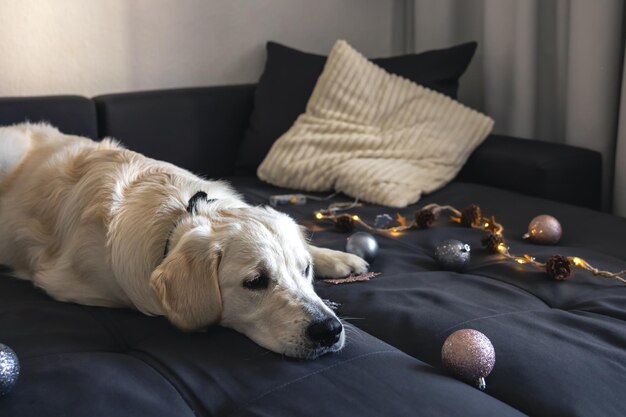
left=525, top=214, right=562, bottom=245
left=441, top=329, right=495, bottom=389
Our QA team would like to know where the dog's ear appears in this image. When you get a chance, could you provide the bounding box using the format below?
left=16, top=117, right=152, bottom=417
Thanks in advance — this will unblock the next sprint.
left=150, top=235, right=222, bottom=331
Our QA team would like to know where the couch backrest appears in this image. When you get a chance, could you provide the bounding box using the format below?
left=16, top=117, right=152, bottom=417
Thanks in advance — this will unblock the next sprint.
left=0, top=85, right=256, bottom=179
left=0, top=85, right=602, bottom=210
left=0, top=95, right=98, bottom=140
left=94, top=84, right=255, bottom=177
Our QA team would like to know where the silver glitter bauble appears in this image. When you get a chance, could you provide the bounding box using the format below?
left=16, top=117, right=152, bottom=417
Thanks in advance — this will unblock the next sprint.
left=345, top=232, right=379, bottom=262
left=434, top=239, right=471, bottom=272
left=523, top=214, right=562, bottom=245
left=441, top=329, right=495, bottom=390
left=0, top=343, right=20, bottom=396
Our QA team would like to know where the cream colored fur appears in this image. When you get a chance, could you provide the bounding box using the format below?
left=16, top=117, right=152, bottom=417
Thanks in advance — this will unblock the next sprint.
left=0, top=123, right=368, bottom=358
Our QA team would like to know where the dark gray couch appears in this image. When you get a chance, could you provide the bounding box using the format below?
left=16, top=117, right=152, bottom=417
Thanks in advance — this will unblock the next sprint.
left=0, top=85, right=622, bottom=417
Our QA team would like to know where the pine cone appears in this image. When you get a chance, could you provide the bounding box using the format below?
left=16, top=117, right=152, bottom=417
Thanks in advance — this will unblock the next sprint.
left=481, top=233, right=504, bottom=254
left=546, top=255, right=571, bottom=281
left=461, top=204, right=482, bottom=227
left=334, top=214, right=355, bottom=233
left=415, top=208, right=436, bottom=229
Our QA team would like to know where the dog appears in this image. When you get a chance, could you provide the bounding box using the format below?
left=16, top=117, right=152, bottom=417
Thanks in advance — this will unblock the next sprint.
left=0, top=123, right=368, bottom=359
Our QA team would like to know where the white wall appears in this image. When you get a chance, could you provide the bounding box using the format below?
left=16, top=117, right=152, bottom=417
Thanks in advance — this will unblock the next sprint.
left=0, top=0, right=399, bottom=97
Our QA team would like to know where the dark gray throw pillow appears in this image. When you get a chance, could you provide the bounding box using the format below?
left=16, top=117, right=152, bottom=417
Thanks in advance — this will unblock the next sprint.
left=236, top=41, right=477, bottom=174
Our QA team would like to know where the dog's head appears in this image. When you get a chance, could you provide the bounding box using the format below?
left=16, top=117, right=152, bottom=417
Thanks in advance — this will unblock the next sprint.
left=150, top=205, right=344, bottom=359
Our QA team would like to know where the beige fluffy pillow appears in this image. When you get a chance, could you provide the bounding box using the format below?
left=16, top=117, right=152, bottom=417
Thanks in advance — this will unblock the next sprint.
left=257, top=40, right=494, bottom=207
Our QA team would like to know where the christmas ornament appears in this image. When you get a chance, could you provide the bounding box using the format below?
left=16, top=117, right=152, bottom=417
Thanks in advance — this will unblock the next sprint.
left=435, top=239, right=471, bottom=272
left=415, top=208, right=436, bottom=229
left=523, top=214, right=562, bottom=245
left=441, top=329, right=495, bottom=390
left=460, top=204, right=482, bottom=227
left=546, top=255, right=571, bottom=281
left=481, top=233, right=504, bottom=254
left=313, top=201, right=626, bottom=283
left=334, top=214, right=356, bottom=233
left=345, top=232, right=379, bottom=262
left=0, top=343, right=20, bottom=396
left=374, top=213, right=394, bottom=229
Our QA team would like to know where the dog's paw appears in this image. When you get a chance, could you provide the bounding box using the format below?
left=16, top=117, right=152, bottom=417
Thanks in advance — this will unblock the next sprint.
left=310, top=246, right=369, bottom=278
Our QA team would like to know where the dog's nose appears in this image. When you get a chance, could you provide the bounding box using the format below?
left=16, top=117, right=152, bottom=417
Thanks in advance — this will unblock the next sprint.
left=306, top=317, right=343, bottom=347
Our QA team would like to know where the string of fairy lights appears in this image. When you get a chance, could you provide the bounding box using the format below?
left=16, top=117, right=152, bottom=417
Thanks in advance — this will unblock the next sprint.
left=314, top=202, right=626, bottom=283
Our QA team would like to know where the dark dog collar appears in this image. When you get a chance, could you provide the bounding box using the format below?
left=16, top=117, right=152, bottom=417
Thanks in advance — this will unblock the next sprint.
left=164, top=191, right=216, bottom=258
left=187, top=191, right=210, bottom=214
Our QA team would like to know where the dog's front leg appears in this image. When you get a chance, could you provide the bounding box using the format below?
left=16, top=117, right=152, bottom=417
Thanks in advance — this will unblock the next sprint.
left=308, top=245, right=369, bottom=278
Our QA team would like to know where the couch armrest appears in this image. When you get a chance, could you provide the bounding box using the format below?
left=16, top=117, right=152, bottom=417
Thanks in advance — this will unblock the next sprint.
left=456, top=134, right=602, bottom=210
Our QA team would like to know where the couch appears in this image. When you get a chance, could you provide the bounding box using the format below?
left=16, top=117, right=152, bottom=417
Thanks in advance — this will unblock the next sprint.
left=0, top=84, right=623, bottom=417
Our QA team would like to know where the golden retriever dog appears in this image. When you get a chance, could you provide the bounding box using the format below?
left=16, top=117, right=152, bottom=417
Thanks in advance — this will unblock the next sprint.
left=0, top=123, right=368, bottom=359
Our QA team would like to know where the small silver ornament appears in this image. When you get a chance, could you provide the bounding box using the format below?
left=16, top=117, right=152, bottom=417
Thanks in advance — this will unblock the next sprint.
left=523, top=214, right=562, bottom=245
left=0, top=343, right=20, bottom=396
left=441, top=329, right=495, bottom=390
left=374, top=213, right=394, bottom=229
left=345, top=232, right=379, bottom=262
left=434, top=239, right=471, bottom=272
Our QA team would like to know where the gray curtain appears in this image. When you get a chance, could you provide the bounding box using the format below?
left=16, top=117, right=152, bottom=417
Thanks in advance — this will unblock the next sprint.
left=410, top=0, right=626, bottom=215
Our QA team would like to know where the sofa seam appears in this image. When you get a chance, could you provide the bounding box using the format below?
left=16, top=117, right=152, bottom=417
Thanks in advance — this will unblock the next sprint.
left=434, top=308, right=550, bottom=337
left=460, top=271, right=553, bottom=307
left=74, top=306, right=203, bottom=417
left=229, top=349, right=401, bottom=416
left=15, top=349, right=199, bottom=417
left=127, top=349, right=207, bottom=417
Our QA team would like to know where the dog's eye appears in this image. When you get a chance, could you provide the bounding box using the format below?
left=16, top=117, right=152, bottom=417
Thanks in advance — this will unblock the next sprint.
left=304, top=264, right=311, bottom=277
left=243, top=274, right=270, bottom=290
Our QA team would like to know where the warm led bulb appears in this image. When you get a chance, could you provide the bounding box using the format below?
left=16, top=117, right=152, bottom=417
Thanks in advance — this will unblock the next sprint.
left=572, top=257, right=583, bottom=266
left=352, top=215, right=360, bottom=221
left=315, top=212, right=323, bottom=220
